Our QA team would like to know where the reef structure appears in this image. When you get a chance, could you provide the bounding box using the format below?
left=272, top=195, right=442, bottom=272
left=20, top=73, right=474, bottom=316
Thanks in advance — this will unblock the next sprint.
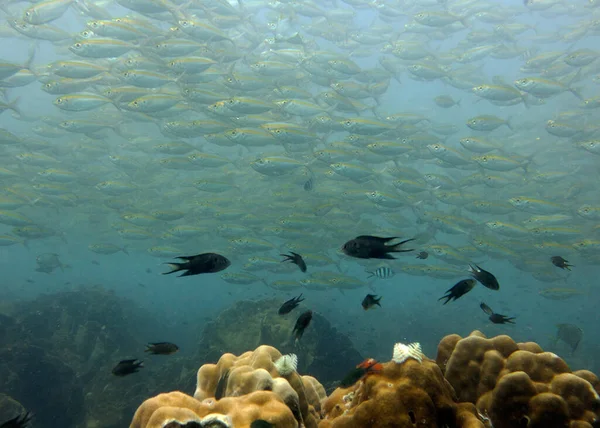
left=131, top=345, right=325, bottom=428
left=130, top=331, right=600, bottom=428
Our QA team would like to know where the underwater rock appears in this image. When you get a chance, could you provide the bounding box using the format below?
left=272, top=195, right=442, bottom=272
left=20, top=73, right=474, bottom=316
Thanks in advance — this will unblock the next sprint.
left=195, top=299, right=363, bottom=386
left=0, top=394, right=27, bottom=424
left=0, top=344, right=84, bottom=427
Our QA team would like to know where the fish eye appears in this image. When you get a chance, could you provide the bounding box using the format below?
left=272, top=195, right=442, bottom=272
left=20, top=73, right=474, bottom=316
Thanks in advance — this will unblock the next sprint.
left=56, top=98, right=63, bottom=103
left=481, top=156, right=487, bottom=162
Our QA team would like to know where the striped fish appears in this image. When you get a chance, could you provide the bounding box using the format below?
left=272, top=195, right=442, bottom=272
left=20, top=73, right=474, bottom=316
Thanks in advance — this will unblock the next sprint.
left=366, top=266, right=395, bottom=279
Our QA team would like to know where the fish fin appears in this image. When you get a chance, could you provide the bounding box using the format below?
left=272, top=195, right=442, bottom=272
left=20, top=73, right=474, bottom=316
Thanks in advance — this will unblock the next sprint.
left=380, top=254, right=396, bottom=260
left=355, top=235, right=398, bottom=243
left=162, top=263, right=184, bottom=275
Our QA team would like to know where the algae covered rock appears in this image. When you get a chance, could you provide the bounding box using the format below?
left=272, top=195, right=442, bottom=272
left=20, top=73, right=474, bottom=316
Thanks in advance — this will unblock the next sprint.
left=196, top=299, right=363, bottom=385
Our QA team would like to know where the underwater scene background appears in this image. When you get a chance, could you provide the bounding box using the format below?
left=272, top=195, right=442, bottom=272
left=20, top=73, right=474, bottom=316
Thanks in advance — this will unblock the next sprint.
left=1, top=0, right=600, bottom=426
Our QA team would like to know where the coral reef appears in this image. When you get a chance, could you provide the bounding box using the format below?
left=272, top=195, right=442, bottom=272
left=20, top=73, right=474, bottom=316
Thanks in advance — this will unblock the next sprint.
left=319, top=342, right=486, bottom=428
left=131, top=331, right=600, bottom=428
left=131, top=345, right=327, bottom=428
left=195, top=299, right=363, bottom=386
left=131, top=391, right=297, bottom=428
left=437, top=330, right=600, bottom=428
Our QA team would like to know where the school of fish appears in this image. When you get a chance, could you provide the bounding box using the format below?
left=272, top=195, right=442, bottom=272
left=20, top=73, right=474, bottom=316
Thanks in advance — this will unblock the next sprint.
left=0, top=0, right=598, bottom=301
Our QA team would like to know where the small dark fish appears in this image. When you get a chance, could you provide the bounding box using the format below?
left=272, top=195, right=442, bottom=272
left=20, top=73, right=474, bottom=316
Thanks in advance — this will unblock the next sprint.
left=250, top=420, right=274, bottom=428
left=551, top=256, right=573, bottom=271
left=278, top=294, right=305, bottom=315
left=112, top=359, right=144, bottom=376
left=0, top=412, right=32, bottom=428
left=342, top=235, right=415, bottom=260
left=91, top=260, right=100, bottom=265
left=281, top=252, right=307, bottom=272
left=480, top=302, right=515, bottom=324
left=303, top=177, right=313, bottom=191
left=416, top=251, right=429, bottom=259
left=340, top=358, right=383, bottom=388
left=468, top=264, right=499, bottom=290
left=163, top=253, right=231, bottom=277
left=215, top=368, right=230, bottom=400
left=292, top=310, right=313, bottom=341
left=556, top=323, right=583, bottom=352
left=361, top=294, right=382, bottom=310
left=438, top=279, right=477, bottom=305
left=145, top=342, right=179, bottom=355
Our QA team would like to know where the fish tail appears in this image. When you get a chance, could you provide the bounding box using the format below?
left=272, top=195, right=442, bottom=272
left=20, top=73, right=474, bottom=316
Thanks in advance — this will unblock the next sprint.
left=162, top=263, right=184, bottom=275
left=389, top=238, right=416, bottom=252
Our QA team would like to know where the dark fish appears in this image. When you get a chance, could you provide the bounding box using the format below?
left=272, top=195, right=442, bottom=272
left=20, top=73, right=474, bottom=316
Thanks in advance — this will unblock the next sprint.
left=292, top=310, right=312, bottom=341
left=163, top=253, right=231, bottom=277
left=468, top=264, right=499, bottom=290
left=0, top=412, right=32, bottom=428
left=303, top=177, right=313, bottom=191
left=416, top=251, right=429, bottom=259
left=250, top=420, right=274, bottom=428
left=278, top=294, right=305, bottom=315
left=112, top=359, right=144, bottom=376
left=281, top=252, right=307, bottom=273
left=361, top=294, right=382, bottom=310
left=551, top=256, right=573, bottom=271
left=215, top=369, right=230, bottom=399
left=438, top=279, right=477, bottom=305
left=145, top=342, right=179, bottom=355
left=556, top=323, right=583, bottom=352
left=480, top=302, right=515, bottom=324
left=342, top=235, right=415, bottom=259
left=340, top=358, right=383, bottom=388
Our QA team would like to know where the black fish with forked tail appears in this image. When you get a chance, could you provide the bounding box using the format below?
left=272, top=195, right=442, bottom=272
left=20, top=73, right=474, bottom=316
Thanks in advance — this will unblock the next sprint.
left=278, top=294, right=305, bottom=315
left=0, top=412, right=32, bottom=428
left=342, top=235, right=415, bottom=260
left=163, top=253, right=231, bottom=277
left=292, top=310, right=313, bottom=342
left=281, top=252, right=307, bottom=272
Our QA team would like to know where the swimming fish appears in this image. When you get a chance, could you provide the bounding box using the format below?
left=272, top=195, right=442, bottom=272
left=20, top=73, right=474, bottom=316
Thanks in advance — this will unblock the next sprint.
left=438, top=279, right=477, bottom=304
left=361, top=294, right=382, bottom=310
left=469, top=264, right=500, bottom=290
left=480, top=302, right=515, bottom=324
left=144, top=342, right=179, bottom=355
left=365, top=266, right=395, bottom=279
left=0, top=412, right=32, bottom=428
left=292, top=310, right=313, bottom=341
left=163, top=253, right=231, bottom=277
left=551, top=256, right=573, bottom=271
left=555, top=323, right=583, bottom=352
left=281, top=252, right=307, bottom=272
left=112, top=359, right=144, bottom=376
left=278, top=294, right=305, bottom=315
left=416, top=251, right=429, bottom=259
left=342, top=235, right=415, bottom=259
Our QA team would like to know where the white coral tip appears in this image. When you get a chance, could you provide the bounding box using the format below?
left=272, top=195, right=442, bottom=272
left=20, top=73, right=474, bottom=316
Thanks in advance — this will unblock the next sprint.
left=392, top=342, right=423, bottom=364
left=275, top=353, right=298, bottom=375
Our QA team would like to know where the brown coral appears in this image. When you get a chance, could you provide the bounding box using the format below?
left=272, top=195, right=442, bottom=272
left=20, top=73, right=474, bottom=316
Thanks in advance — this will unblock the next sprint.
left=437, top=331, right=600, bottom=428
left=130, top=390, right=297, bottom=428
left=194, top=345, right=325, bottom=428
left=320, top=355, right=487, bottom=428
